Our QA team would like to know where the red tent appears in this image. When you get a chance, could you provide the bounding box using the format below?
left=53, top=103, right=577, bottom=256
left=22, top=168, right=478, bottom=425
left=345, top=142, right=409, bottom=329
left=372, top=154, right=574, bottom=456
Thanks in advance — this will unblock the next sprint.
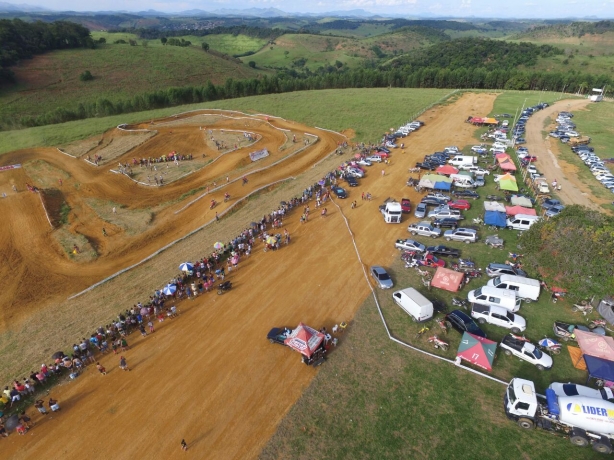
left=436, top=165, right=459, bottom=176
left=505, top=206, right=536, bottom=216
left=499, top=160, right=517, bottom=171
left=457, top=332, right=497, bottom=371
left=430, top=267, right=464, bottom=292
left=284, top=323, right=325, bottom=358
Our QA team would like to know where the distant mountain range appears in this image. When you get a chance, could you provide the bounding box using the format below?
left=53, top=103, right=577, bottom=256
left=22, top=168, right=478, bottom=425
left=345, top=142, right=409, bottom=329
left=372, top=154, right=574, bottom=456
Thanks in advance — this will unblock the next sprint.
left=0, top=1, right=49, bottom=12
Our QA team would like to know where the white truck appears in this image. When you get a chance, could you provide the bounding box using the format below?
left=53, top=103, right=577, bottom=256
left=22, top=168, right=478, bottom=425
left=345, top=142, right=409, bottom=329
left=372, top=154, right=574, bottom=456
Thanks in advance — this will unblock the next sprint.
left=379, top=200, right=403, bottom=223
left=392, top=287, right=434, bottom=322
left=505, top=378, right=614, bottom=453
left=499, top=334, right=553, bottom=370
left=470, top=304, right=526, bottom=333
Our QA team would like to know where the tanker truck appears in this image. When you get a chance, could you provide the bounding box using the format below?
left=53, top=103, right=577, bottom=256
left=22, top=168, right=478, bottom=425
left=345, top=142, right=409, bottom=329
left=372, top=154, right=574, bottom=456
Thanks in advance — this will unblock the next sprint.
left=505, top=378, right=614, bottom=454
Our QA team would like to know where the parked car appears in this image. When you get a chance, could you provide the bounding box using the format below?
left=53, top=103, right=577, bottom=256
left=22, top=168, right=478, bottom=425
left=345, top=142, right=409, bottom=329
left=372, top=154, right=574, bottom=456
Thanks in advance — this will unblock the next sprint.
left=345, top=176, right=358, bottom=187
left=415, top=162, right=437, bottom=170
left=356, top=158, right=372, bottom=167
left=419, top=253, right=445, bottom=268
left=445, top=309, right=486, bottom=338
left=414, top=202, right=427, bottom=218
left=431, top=218, right=459, bottom=229
left=332, top=186, right=347, bottom=199
left=448, top=200, right=471, bottom=210
left=485, top=263, right=527, bottom=278
left=370, top=266, right=394, bottom=289
left=401, top=198, right=411, bottom=213
left=425, top=245, right=461, bottom=258
left=428, top=208, right=463, bottom=220
left=452, top=190, right=479, bottom=200
left=423, top=193, right=451, bottom=203
left=346, top=167, right=364, bottom=178
left=420, top=196, right=448, bottom=207
left=366, top=155, right=383, bottom=163
left=444, top=228, right=478, bottom=243
left=541, top=198, right=561, bottom=210
left=545, top=204, right=565, bottom=217
left=407, top=222, right=442, bottom=238
left=395, top=239, right=426, bottom=252
left=471, top=304, right=526, bottom=333
left=474, top=176, right=485, bottom=187
left=466, top=166, right=490, bottom=176
left=267, top=327, right=292, bottom=345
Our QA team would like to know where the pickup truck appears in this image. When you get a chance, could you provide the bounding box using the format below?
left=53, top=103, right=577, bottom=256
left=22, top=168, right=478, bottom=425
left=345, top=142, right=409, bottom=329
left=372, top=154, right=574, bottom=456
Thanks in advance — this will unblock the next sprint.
left=499, top=334, right=553, bottom=371
left=470, top=304, right=526, bottom=333
left=427, top=207, right=463, bottom=220
left=407, top=221, right=441, bottom=238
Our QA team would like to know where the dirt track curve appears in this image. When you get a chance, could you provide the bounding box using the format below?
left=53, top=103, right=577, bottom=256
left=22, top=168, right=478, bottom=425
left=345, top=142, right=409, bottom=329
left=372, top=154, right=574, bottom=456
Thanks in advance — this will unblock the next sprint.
left=0, top=94, right=498, bottom=459
left=524, top=98, right=608, bottom=212
left=0, top=112, right=342, bottom=330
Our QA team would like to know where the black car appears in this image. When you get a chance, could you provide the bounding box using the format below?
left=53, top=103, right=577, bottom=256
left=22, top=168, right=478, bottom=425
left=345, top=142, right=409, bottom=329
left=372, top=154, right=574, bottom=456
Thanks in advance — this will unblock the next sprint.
left=431, top=218, right=459, bottom=229
left=267, top=327, right=291, bottom=345
left=332, top=186, right=347, bottom=199
left=416, top=162, right=437, bottom=171
left=572, top=146, right=594, bottom=153
left=346, top=176, right=358, bottom=187
left=425, top=245, right=461, bottom=258
left=421, top=196, right=448, bottom=206
left=452, top=190, right=479, bottom=200
left=445, top=310, right=486, bottom=338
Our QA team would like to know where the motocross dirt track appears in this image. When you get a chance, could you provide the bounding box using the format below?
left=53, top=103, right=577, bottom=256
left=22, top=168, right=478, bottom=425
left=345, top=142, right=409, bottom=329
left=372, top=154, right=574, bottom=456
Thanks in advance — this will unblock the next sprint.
left=1, top=94, right=500, bottom=459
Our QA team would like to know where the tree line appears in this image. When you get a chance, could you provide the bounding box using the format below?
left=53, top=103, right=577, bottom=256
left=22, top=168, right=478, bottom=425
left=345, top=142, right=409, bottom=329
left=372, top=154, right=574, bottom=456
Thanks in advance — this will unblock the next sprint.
left=0, top=19, right=94, bottom=83
left=9, top=65, right=612, bottom=129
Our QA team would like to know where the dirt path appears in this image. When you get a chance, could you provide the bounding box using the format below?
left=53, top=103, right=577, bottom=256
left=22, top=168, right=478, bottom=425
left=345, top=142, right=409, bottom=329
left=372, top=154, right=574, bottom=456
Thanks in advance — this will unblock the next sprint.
left=524, top=98, right=608, bottom=212
left=0, top=93, right=496, bottom=459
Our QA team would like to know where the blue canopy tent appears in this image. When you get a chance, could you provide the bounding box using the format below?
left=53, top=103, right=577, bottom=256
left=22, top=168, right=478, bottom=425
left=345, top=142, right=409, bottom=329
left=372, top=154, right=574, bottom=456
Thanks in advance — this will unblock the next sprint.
left=484, top=211, right=507, bottom=228
left=434, top=181, right=452, bottom=191
left=584, top=355, right=614, bottom=384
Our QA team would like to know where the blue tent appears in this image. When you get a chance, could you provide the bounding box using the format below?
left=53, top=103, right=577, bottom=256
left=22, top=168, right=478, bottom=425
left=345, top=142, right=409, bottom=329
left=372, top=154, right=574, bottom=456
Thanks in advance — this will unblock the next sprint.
left=484, top=211, right=507, bottom=228
left=434, top=181, right=452, bottom=191
left=584, top=355, right=614, bottom=384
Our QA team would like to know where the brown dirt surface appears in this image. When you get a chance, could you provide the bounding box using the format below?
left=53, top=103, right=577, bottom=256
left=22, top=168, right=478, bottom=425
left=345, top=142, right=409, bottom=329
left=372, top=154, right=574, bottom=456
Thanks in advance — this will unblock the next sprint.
left=523, top=98, right=610, bottom=212
left=0, top=94, right=497, bottom=459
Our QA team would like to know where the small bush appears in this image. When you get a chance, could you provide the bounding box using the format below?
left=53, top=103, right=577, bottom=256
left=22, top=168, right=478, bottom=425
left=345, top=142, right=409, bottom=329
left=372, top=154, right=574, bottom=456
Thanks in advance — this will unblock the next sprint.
left=79, top=70, right=94, bottom=82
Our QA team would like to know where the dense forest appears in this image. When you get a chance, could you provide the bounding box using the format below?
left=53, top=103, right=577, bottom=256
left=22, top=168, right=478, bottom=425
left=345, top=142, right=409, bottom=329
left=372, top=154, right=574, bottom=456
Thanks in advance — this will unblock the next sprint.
left=0, top=19, right=94, bottom=83
left=386, top=38, right=563, bottom=71
left=517, top=20, right=614, bottom=38
left=135, top=25, right=306, bottom=41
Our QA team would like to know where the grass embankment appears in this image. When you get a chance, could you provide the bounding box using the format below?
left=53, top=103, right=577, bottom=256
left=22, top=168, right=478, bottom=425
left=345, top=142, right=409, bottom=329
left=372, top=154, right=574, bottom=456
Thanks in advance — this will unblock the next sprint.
left=0, top=88, right=451, bottom=155
left=262, top=125, right=599, bottom=459
left=0, top=37, right=262, bottom=124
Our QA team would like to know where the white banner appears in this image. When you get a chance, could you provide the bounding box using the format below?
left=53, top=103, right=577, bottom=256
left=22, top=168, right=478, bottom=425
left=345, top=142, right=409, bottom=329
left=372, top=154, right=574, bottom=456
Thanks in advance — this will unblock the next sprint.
left=249, top=149, right=269, bottom=162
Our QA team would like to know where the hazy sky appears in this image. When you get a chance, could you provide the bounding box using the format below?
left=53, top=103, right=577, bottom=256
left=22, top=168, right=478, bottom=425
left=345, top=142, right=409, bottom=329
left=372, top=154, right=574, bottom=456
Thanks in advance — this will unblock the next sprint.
left=15, top=0, right=614, bottom=18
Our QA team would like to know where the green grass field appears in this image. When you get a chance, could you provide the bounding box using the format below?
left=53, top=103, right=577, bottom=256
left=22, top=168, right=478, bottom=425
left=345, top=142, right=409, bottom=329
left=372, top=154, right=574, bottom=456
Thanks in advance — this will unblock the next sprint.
left=0, top=38, right=261, bottom=125
left=262, top=136, right=600, bottom=459
left=0, top=88, right=451, bottom=155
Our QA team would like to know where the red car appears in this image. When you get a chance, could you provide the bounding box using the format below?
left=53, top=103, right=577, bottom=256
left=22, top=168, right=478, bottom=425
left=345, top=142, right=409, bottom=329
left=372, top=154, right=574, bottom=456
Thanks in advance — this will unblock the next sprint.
left=418, top=253, right=445, bottom=268
left=448, top=199, right=471, bottom=210
left=401, top=198, right=411, bottom=213
left=373, top=151, right=390, bottom=159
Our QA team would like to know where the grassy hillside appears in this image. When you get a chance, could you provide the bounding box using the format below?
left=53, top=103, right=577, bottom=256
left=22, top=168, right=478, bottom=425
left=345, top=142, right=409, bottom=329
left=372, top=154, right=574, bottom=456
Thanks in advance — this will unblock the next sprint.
left=0, top=39, right=261, bottom=126
left=0, top=88, right=451, bottom=155
left=244, top=28, right=445, bottom=71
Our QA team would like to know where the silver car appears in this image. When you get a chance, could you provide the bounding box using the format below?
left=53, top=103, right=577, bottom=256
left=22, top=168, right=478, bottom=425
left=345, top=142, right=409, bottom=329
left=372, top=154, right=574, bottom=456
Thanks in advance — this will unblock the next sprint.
left=444, top=228, right=478, bottom=244
left=370, top=266, right=394, bottom=289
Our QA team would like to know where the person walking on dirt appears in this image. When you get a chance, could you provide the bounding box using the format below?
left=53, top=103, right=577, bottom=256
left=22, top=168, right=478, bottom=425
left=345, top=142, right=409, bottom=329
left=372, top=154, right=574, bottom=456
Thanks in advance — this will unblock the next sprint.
left=119, top=356, right=129, bottom=371
left=181, top=439, right=188, bottom=451
left=102, top=228, right=107, bottom=237
left=96, top=362, right=106, bottom=375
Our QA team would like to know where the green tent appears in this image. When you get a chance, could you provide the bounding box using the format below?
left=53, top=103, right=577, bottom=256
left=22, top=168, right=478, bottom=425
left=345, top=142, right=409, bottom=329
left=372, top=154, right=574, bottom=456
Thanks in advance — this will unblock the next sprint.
left=499, top=178, right=518, bottom=191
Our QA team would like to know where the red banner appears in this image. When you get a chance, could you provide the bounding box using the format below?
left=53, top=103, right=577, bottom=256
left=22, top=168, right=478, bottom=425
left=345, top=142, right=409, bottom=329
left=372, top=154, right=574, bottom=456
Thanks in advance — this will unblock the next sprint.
left=0, top=164, right=21, bottom=172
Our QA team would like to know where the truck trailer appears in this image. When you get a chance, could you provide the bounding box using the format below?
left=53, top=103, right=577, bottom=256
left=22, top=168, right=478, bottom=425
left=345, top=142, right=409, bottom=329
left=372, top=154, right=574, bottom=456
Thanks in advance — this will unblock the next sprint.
left=505, top=378, right=614, bottom=453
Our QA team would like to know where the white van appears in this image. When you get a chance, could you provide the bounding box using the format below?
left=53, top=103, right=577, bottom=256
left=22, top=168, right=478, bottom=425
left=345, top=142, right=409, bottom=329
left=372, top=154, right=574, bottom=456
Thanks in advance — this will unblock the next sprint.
left=448, top=155, right=477, bottom=167
left=392, top=287, right=433, bottom=322
left=487, top=275, right=541, bottom=302
left=468, top=285, right=521, bottom=312
left=506, top=214, right=540, bottom=231
left=449, top=174, right=475, bottom=188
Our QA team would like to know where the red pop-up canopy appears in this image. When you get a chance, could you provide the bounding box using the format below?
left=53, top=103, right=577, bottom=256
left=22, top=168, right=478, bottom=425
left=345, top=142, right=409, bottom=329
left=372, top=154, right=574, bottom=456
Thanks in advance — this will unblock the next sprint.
left=457, top=332, right=497, bottom=371
left=431, top=267, right=464, bottom=292
left=505, top=206, right=536, bottom=216
left=284, top=323, right=325, bottom=358
left=436, top=165, right=459, bottom=176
